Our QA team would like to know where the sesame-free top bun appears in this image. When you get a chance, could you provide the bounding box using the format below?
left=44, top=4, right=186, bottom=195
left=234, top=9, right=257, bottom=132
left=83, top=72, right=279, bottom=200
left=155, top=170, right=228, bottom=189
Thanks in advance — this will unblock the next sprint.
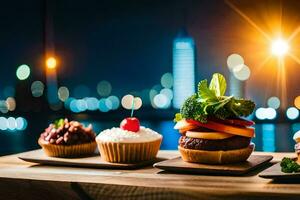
left=179, top=143, right=254, bottom=164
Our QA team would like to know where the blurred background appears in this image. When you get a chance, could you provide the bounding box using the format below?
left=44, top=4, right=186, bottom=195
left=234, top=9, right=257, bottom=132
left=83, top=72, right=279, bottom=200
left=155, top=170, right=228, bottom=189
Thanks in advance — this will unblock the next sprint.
left=0, top=0, right=300, bottom=155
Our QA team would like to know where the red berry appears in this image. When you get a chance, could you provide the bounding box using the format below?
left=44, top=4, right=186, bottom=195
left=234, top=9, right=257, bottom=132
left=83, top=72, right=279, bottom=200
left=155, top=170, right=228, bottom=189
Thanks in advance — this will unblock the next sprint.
left=120, top=117, right=140, bottom=132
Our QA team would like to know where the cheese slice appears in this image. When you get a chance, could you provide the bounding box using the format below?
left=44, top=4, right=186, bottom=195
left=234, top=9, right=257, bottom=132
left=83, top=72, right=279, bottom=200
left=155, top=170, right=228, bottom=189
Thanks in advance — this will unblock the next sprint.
left=186, top=131, right=234, bottom=140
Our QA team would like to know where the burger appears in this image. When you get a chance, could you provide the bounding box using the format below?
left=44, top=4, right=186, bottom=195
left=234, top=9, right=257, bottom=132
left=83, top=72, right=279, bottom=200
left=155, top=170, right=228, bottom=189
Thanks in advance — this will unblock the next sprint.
left=174, top=73, right=255, bottom=164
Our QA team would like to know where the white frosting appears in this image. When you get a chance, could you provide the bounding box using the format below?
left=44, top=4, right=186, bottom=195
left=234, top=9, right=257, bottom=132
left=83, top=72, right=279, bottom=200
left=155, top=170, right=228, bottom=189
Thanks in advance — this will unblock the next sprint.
left=293, top=130, right=300, bottom=142
left=96, top=126, right=162, bottom=143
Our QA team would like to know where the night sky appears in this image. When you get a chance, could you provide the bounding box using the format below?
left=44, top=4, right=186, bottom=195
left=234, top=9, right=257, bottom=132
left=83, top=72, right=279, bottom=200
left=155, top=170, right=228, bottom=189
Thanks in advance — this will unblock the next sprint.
left=1, top=0, right=300, bottom=107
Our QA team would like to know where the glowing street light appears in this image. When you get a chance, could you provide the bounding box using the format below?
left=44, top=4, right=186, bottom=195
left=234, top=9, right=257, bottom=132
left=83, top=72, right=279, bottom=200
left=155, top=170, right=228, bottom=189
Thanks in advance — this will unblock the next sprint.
left=224, top=1, right=300, bottom=109
left=16, top=64, right=30, bottom=80
left=45, top=56, right=59, bottom=105
left=271, top=38, right=289, bottom=56
left=46, top=57, right=57, bottom=69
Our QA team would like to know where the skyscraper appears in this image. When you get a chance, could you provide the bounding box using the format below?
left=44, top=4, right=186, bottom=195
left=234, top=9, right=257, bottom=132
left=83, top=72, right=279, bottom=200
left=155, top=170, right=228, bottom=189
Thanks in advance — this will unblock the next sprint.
left=172, top=29, right=196, bottom=109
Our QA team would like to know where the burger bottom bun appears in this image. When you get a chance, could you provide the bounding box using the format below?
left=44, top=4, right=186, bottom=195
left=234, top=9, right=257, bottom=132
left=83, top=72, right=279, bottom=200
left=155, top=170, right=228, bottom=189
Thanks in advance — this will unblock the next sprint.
left=179, top=143, right=255, bottom=164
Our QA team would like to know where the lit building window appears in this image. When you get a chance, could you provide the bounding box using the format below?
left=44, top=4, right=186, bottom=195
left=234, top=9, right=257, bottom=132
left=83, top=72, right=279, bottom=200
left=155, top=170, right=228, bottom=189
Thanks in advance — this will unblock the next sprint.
left=262, top=124, right=276, bottom=152
left=172, top=30, right=196, bottom=109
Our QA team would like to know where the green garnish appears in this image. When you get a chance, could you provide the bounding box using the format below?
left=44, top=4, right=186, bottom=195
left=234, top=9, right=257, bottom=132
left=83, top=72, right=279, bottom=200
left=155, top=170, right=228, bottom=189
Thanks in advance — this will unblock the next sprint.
left=54, top=118, right=64, bottom=129
left=174, top=113, right=183, bottom=122
left=174, top=73, right=255, bottom=123
left=280, top=157, right=300, bottom=173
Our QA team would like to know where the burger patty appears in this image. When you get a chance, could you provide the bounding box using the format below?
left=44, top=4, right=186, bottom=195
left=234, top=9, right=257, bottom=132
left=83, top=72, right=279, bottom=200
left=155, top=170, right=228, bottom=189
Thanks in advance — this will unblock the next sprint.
left=179, top=135, right=251, bottom=151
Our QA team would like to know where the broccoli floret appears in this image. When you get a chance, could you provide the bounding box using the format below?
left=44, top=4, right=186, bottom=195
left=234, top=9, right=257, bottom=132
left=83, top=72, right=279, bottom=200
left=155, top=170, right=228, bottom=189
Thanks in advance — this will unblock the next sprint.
left=180, top=94, right=207, bottom=123
left=280, top=157, right=300, bottom=173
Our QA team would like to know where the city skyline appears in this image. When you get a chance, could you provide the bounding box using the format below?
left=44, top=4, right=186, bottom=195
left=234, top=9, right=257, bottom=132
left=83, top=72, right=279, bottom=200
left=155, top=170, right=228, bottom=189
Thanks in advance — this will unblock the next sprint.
left=0, top=0, right=300, bottom=110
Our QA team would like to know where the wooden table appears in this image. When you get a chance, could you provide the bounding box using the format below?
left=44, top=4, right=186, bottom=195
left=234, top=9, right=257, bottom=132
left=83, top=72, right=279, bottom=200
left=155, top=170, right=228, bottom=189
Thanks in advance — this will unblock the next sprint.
left=0, top=150, right=299, bottom=200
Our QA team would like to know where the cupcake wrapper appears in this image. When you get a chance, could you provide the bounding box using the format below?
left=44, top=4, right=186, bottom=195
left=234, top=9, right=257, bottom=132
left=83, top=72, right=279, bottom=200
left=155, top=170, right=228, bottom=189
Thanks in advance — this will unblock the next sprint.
left=97, top=139, right=162, bottom=163
left=38, top=139, right=97, bottom=158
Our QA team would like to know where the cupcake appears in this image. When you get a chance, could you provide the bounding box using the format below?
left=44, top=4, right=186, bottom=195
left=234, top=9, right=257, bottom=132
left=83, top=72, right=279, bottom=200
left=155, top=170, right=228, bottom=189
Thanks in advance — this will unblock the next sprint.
left=38, top=118, right=97, bottom=157
left=96, top=117, right=162, bottom=163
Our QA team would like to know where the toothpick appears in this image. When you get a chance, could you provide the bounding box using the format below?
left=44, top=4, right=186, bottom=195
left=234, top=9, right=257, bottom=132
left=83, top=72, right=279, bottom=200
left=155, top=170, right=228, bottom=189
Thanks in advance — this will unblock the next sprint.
left=130, top=97, right=135, bottom=117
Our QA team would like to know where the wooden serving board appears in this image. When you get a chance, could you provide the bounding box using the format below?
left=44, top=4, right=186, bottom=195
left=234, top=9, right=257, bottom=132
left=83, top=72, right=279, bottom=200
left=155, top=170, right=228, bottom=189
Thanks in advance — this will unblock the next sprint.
left=19, top=149, right=159, bottom=170
left=154, top=155, right=273, bottom=175
left=259, top=159, right=300, bottom=179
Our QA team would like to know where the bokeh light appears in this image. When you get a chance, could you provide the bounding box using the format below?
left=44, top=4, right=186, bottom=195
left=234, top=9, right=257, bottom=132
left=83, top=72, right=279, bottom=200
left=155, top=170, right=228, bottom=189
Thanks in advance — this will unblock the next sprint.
left=266, top=108, right=277, bottom=120
left=6, top=97, right=16, bottom=111
left=161, top=73, right=173, bottom=88
left=58, top=86, right=70, bottom=102
left=70, top=99, right=80, bottom=113
left=286, top=107, right=299, bottom=120
left=105, top=98, right=113, bottom=110
left=233, top=64, right=250, bottom=81
left=76, top=99, right=87, bottom=112
left=97, top=80, right=112, bottom=97
left=294, top=96, right=300, bottom=109
left=150, top=90, right=158, bottom=108
left=7, top=117, right=17, bottom=130
left=255, top=107, right=277, bottom=120
left=107, top=96, right=120, bottom=110
left=0, top=117, right=28, bottom=131
left=133, top=97, right=142, bottom=110
left=31, top=81, right=44, bottom=97
left=64, top=97, right=75, bottom=110
left=121, top=95, right=142, bottom=110
left=160, top=88, right=173, bottom=100
left=16, top=64, right=30, bottom=80
left=85, top=97, right=99, bottom=111
left=0, top=117, right=8, bottom=130
left=16, top=117, right=27, bottom=130
left=46, top=57, right=57, bottom=69
left=0, top=100, right=8, bottom=113
left=149, top=89, right=158, bottom=101
left=227, top=54, right=244, bottom=71
left=153, top=93, right=170, bottom=109
left=267, top=96, right=281, bottom=109
left=121, top=94, right=134, bottom=109
left=255, top=108, right=265, bottom=120
left=99, top=98, right=110, bottom=112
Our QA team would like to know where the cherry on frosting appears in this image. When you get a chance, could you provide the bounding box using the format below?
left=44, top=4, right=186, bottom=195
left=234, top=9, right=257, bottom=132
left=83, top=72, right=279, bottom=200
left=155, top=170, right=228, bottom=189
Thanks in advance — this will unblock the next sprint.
left=120, top=117, right=140, bottom=132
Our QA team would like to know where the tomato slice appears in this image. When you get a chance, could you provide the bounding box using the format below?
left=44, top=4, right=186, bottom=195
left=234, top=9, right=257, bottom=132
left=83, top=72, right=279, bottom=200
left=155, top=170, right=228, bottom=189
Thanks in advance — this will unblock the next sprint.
left=174, top=120, right=197, bottom=130
left=187, top=119, right=255, bottom=138
left=174, top=120, right=198, bottom=135
left=209, top=117, right=255, bottom=127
